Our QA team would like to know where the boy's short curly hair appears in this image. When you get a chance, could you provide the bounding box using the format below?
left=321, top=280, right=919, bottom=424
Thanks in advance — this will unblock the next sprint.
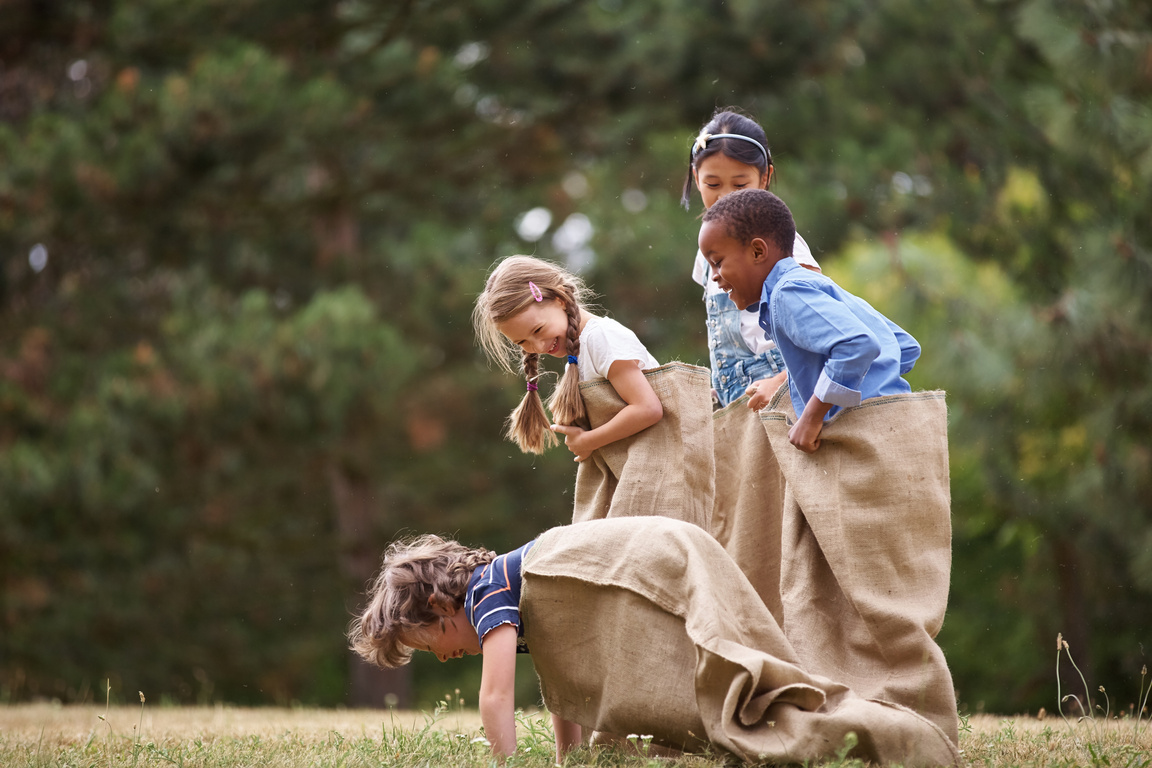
left=702, top=188, right=795, bottom=258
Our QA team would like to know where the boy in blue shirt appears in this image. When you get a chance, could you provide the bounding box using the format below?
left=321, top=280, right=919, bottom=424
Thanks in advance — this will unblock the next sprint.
left=698, top=188, right=921, bottom=452
left=698, top=188, right=958, bottom=744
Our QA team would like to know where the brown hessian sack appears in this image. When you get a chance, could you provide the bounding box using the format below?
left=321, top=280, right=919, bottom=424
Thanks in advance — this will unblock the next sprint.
left=710, top=392, right=787, bottom=623
left=760, top=389, right=959, bottom=743
left=521, top=516, right=960, bottom=766
left=571, top=362, right=714, bottom=530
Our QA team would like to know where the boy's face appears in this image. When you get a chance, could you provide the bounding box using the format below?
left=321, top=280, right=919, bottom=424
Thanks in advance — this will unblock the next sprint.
left=405, top=608, right=481, bottom=662
left=698, top=219, right=778, bottom=311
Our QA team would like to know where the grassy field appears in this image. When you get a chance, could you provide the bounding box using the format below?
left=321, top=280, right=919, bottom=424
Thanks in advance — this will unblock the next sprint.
left=1, top=703, right=1149, bottom=767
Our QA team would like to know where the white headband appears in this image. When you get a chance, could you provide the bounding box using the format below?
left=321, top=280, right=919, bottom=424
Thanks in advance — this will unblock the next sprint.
left=691, top=132, right=770, bottom=165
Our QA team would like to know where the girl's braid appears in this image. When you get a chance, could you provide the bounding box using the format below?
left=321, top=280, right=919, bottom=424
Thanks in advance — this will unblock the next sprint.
left=547, top=288, right=587, bottom=426
left=523, top=351, right=539, bottom=389
left=505, top=350, right=557, bottom=453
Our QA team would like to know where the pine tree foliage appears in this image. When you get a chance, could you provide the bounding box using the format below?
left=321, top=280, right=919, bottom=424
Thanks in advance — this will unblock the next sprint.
left=1, top=0, right=1149, bottom=711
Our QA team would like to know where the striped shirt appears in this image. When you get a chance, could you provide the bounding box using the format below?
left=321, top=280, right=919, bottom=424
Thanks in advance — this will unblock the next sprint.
left=464, top=540, right=535, bottom=654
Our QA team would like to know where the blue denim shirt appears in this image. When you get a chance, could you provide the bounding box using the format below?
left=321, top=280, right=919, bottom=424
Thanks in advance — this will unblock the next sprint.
left=752, top=258, right=920, bottom=420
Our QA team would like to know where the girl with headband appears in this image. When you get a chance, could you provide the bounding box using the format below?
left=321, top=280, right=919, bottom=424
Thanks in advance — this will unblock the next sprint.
left=682, top=108, right=822, bottom=411
left=472, top=255, right=662, bottom=461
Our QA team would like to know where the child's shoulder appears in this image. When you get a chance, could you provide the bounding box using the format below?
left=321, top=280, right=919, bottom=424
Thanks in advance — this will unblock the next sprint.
left=582, top=313, right=628, bottom=334
left=773, top=259, right=829, bottom=289
left=581, top=314, right=647, bottom=351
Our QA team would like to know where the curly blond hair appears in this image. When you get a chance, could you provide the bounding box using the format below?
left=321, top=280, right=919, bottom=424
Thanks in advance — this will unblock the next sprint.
left=348, top=535, right=495, bottom=668
left=472, top=256, right=592, bottom=454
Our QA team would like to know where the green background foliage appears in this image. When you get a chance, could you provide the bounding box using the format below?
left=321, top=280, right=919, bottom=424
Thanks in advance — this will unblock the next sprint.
left=2, top=0, right=1149, bottom=715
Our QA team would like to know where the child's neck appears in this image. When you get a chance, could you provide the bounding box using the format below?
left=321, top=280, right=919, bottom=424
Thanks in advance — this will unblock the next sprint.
left=575, top=307, right=591, bottom=335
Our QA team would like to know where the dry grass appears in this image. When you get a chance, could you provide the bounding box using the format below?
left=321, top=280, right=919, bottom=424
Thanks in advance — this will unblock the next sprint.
left=0, top=702, right=484, bottom=743
left=962, top=713, right=1151, bottom=767
left=1, top=704, right=1149, bottom=766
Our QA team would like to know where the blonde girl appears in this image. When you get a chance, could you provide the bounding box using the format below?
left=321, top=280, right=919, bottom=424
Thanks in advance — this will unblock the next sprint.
left=472, top=255, right=662, bottom=462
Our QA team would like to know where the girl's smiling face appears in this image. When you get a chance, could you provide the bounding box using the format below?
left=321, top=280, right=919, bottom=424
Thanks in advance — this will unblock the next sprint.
left=693, top=152, right=770, bottom=210
left=496, top=299, right=571, bottom=358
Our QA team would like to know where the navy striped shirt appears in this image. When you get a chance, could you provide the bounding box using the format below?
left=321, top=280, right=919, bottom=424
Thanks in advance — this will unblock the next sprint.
left=464, top=540, right=534, bottom=654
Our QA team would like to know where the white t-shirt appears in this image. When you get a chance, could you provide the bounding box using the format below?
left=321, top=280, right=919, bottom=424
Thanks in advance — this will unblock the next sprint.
left=691, top=232, right=819, bottom=355
left=576, top=315, right=660, bottom=382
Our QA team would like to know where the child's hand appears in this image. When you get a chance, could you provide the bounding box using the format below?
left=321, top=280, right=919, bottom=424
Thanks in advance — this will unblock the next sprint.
left=746, top=371, right=787, bottom=411
left=788, top=417, right=823, bottom=453
left=790, top=394, right=834, bottom=453
left=551, top=424, right=595, bottom=462
left=550, top=361, right=660, bottom=462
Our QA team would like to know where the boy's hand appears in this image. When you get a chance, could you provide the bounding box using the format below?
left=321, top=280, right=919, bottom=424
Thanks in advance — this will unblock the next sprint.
left=790, top=395, right=834, bottom=453
left=746, top=371, right=787, bottom=411
left=788, top=416, right=824, bottom=453
left=551, top=424, right=595, bottom=462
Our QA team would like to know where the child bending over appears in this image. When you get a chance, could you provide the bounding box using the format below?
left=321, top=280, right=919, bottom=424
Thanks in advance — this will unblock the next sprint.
left=348, top=534, right=582, bottom=762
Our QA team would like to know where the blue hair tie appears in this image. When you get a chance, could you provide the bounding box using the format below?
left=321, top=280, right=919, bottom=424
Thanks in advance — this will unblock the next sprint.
left=567, top=355, right=578, bottom=365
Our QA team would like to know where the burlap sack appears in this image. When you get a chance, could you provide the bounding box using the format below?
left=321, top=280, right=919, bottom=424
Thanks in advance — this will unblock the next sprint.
left=760, top=389, right=958, bottom=743
left=710, top=393, right=785, bottom=623
left=521, top=516, right=960, bottom=766
left=571, top=362, right=714, bottom=529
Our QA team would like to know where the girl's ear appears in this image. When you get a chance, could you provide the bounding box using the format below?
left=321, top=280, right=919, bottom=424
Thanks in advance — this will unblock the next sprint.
left=761, top=166, right=774, bottom=190
left=427, top=596, right=456, bottom=617
left=692, top=166, right=703, bottom=192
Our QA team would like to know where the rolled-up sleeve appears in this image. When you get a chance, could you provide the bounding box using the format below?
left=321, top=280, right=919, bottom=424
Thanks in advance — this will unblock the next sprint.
left=890, top=319, right=921, bottom=375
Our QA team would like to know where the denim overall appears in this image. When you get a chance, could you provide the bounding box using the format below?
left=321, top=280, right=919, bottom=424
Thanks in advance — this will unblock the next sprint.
left=703, top=273, right=786, bottom=407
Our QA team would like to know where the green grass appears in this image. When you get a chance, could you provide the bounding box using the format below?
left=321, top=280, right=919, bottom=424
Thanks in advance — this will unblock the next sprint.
left=1, top=703, right=1150, bottom=767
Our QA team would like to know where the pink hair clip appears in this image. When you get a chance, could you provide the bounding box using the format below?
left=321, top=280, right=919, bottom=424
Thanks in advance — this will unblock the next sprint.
left=528, top=281, right=543, bottom=302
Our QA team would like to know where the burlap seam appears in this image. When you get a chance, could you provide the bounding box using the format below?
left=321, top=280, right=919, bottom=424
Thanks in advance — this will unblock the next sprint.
left=577, top=360, right=710, bottom=395
left=710, top=391, right=752, bottom=421
left=759, top=389, right=947, bottom=427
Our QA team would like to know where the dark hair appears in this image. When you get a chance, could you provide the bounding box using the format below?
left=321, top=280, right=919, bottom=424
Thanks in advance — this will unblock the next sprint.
left=702, top=188, right=795, bottom=258
left=681, top=107, right=773, bottom=210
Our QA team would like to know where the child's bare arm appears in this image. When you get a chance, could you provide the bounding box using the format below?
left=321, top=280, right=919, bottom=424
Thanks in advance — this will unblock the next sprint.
left=551, top=712, right=583, bottom=760
left=551, top=360, right=662, bottom=462
left=790, top=394, right=834, bottom=453
left=479, top=624, right=519, bottom=759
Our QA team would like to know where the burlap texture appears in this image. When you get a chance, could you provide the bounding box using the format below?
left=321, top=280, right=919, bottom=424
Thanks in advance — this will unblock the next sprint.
left=760, top=389, right=959, bottom=743
left=571, top=363, right=714, bottom=528
left=521, top=517, right=960, bottom=766
left=710, top=393, right=785, bottom=623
